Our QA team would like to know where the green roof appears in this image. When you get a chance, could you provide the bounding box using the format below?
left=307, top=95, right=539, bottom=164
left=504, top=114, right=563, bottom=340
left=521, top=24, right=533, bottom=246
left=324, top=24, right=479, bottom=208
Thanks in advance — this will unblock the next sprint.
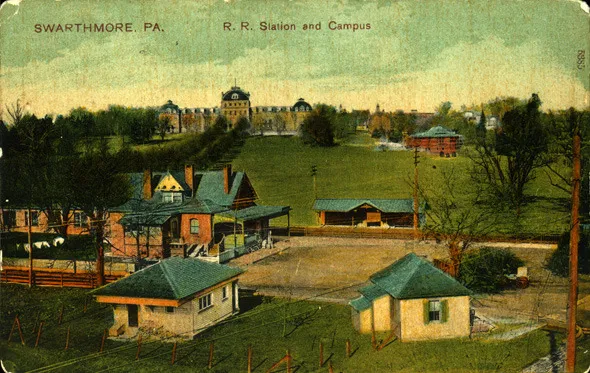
left=195, top=171, right=247, bottom=208
left=218, top=205, right=290, bottom=221
left=369, top=253, right=471, bottom=299
left=410, top=126, right=461, bottom=139
left=92, top=257, right=243, bottom=300
left=350, top=296, right=372, bottom=311
left=313, top=199, right=424, bottom=213
left=359, top=283, right=388, bottom=301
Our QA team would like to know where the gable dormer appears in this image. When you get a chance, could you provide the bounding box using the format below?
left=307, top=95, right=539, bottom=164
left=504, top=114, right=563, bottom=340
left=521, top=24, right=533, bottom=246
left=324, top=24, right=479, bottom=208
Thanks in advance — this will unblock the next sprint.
left=155, top=172, right=185, bottom=203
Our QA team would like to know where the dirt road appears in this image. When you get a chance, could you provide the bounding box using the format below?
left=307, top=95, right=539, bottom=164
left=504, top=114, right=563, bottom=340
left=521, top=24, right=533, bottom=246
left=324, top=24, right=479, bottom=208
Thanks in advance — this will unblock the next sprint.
left=229, top=236, right=586, bottom=323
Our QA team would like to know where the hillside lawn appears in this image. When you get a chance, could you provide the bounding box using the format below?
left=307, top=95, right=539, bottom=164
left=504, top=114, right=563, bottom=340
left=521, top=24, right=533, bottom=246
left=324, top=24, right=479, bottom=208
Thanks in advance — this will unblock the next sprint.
left=232, top=133, right=571, bottom=235
left=2, top=284, right=586, bottom=373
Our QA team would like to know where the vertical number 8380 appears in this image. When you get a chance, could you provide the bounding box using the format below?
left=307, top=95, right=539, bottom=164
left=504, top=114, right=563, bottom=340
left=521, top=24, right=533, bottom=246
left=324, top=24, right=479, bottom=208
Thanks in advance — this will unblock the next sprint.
left=577, top=50, right=585, bottom=70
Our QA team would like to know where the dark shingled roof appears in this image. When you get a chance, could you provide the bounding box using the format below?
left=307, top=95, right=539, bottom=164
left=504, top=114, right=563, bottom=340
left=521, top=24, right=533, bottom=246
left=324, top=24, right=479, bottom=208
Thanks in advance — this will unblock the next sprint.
left=410, top=126, right=461, bottom=139
left=293, top=98, right=312, bottom=111
left=222, top=86, right=250, bottom=101
left=160, top=100, right=180, bottom=113
left=313, top=199, right=424, bottom=213
left=92, top=257, right=243, bottom=300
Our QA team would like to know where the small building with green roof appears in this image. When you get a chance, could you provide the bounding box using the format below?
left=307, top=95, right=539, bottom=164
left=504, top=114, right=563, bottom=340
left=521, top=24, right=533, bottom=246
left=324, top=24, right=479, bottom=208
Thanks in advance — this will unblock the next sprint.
left=350, top=253, right=472, bottom=341
left=313, top=198, right=425, bottom=228
left=405, top=125, right=463, bottom=157
left=93, top=257, right=243, bottom=339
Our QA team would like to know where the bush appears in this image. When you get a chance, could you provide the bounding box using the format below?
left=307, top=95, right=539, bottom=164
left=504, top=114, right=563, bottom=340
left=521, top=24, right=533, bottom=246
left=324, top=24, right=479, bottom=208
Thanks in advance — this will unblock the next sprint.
left=459, top=247, right=525, bottom=293
left=546, top=230, right=590, bottom=277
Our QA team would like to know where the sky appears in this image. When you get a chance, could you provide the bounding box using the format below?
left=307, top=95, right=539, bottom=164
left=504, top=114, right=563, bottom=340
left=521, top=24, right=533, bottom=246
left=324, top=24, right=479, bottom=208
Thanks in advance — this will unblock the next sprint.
left=0, top=0, right=589, bottom=118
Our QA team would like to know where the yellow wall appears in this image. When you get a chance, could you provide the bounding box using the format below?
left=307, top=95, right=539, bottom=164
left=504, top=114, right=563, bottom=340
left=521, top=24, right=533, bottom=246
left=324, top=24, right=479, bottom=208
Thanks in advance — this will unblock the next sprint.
left=399, top=296, right=470, bottom=341
left=107, top=280, right=240, bottom=339
left=192, top=281, right=238, bottom=333
left=372, top=295, right=394, bottom=331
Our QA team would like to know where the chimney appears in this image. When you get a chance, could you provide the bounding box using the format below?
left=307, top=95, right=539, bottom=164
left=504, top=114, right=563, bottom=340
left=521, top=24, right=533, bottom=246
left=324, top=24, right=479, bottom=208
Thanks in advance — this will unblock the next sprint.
left=223, top=164, right=232, bottom=194
left=142, top=169, right=153, bottom=200
left=185, top=164, right=194, bottom=195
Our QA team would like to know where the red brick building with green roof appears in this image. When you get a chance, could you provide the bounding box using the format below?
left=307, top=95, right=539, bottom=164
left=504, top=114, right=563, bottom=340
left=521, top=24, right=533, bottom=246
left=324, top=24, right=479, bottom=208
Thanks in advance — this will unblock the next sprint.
left=93, top=257, right=243, bottom=339
left=350, top=253, right=472, bottom=342
left=405, top=125, right=463, bottom=157
left=108, top=164, right=290, bottom=262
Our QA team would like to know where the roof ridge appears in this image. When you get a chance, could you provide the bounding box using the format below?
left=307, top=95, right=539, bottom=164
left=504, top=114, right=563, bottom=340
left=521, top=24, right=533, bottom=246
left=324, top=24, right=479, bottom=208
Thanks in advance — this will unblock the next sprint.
left=159, top=258, right=182, bottom=299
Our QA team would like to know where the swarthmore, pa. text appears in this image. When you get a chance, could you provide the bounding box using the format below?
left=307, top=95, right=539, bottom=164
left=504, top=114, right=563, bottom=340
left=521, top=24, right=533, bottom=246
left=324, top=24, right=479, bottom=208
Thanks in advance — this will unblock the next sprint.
left=34, top=22, right=164, bottom=33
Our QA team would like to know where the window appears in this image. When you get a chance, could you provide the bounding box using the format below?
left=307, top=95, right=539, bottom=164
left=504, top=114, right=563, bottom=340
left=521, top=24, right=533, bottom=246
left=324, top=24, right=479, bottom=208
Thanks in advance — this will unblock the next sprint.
left=2, top=211, right=16, bottom=228
left=165, top=306, right=175, bottom=313
left=190, top=219, right=200, bottom=234
left=424, top=300, right=448, bottom=323
left=74, top=212, right=88, bottom=228
left=231, top=93, right=238, bottom=99
left=24, top=211, right=39, bottom=227
left=222, top=286, right=228, bottom=300
left=163, top=192, right=183, bottom=203
left=198, top=293, right=212, bottom=310
left=428, top=300, right=441, bottom=322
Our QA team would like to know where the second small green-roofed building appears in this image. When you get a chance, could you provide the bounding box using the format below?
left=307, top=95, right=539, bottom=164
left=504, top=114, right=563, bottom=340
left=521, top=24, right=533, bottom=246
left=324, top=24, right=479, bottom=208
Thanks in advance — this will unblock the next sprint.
left=350, top=253, right=472, bottom=341
left=93, top=257, right=243, bottom=339
left=313, top=198, right=425, bottom=228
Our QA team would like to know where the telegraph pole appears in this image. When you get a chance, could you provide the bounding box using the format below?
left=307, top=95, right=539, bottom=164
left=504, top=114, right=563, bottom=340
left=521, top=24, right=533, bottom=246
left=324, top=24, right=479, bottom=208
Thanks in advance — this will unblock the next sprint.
left=413, top=147, right=420, bottom=240
left=311, top=165, right=318, bottom=200
left=27, top=207, right=33, bottom=287
left=566, top=113, right=581, bottom=373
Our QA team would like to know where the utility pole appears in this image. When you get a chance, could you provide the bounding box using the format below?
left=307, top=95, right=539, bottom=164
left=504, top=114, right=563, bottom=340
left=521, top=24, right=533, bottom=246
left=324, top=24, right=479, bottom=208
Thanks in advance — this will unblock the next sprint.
left=311, top=165, right=318, bottom=200
left=566, top=113, right=581, bottom=373
left=27, top=207, right=33, bottom=287
left=413, top=147, right=420, bottom=240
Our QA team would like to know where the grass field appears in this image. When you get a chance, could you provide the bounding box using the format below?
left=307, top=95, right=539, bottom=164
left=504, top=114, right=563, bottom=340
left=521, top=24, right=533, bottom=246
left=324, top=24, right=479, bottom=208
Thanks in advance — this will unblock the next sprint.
left=1, top=284, right=581, bottom=373
left=232, top=133, right=571, bottom=234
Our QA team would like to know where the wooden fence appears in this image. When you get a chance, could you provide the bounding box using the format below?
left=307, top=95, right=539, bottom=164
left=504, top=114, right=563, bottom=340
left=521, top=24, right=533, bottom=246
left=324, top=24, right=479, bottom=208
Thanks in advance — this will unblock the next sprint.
left=1, top=266, right=123, bottom=288
left=271, top=226, right=560, bottom=243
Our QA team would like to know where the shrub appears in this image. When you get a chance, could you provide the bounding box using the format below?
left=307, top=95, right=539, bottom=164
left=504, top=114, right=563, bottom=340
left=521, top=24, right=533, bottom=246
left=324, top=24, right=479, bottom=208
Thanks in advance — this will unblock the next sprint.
left=459, top=247, right=524, bottom=293
left=546, top=230, right=590, bottom=277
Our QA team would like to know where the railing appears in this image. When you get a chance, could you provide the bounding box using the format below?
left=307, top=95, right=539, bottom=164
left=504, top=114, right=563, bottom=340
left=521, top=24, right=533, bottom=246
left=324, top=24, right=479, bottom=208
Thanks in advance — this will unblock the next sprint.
left=0, top=266, right=123, bottom=288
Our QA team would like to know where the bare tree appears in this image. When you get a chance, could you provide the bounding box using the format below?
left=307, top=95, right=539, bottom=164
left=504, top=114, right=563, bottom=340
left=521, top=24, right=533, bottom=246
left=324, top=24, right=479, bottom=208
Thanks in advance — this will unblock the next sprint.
left=5, top=99, right=27, bottom=126
left=419, top=167, right=499, bottom=277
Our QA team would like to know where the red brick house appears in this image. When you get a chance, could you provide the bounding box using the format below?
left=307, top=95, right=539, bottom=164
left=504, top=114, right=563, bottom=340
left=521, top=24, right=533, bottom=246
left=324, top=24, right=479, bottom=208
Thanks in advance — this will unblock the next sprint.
left=405, top=126, right=463, bottom=157
left=1, top=207, right=90, bottom=236
left=108, top=165, right=290, bottom=262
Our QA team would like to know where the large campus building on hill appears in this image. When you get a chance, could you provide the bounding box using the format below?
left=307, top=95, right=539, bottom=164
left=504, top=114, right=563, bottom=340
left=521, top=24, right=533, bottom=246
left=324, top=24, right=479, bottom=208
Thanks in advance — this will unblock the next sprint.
left=158, top=85, right=313, bottom=134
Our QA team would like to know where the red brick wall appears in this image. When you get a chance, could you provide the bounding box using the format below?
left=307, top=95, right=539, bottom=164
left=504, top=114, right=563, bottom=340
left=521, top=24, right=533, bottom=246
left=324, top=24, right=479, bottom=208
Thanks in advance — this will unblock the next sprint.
left=405, top=137, right=459, bottom=155
left=180, top=214, right=213, bottom=245
left=4, top=209, right=90, bottom=235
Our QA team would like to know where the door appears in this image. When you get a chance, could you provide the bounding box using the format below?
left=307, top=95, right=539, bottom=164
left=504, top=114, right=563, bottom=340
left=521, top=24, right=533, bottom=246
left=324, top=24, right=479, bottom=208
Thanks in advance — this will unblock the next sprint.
left=232, top=281, right=238, bottom=313
left=128, top=305, right=138, bottom=327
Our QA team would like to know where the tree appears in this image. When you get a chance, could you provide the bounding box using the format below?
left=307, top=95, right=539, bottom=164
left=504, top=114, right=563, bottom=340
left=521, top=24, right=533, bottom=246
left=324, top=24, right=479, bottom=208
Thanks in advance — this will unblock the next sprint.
left=469, top=94, right=549, bottom=216
left=71, top=141, right=132, bottom=285
left=127, top=108, right=158, bottom=144
left=251, top=115, right=266, bottom=136
left=475, top=106, right=486, bottom=140
left=547, top=230, right=590, bottom=277
left=157, top=116, right=172, bottom=141
left=299, top=104, right=336, bottom=147
left=5, top=99, right=26, bottom=126
left=420, top=167, right=498, bottom=277
left=459, top=248, right=524, bottom=293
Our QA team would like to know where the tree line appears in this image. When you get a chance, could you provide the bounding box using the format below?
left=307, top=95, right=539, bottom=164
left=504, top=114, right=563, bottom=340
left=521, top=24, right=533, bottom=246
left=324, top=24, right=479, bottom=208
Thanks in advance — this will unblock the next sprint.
left=0, top=103, right=249, bottom=284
